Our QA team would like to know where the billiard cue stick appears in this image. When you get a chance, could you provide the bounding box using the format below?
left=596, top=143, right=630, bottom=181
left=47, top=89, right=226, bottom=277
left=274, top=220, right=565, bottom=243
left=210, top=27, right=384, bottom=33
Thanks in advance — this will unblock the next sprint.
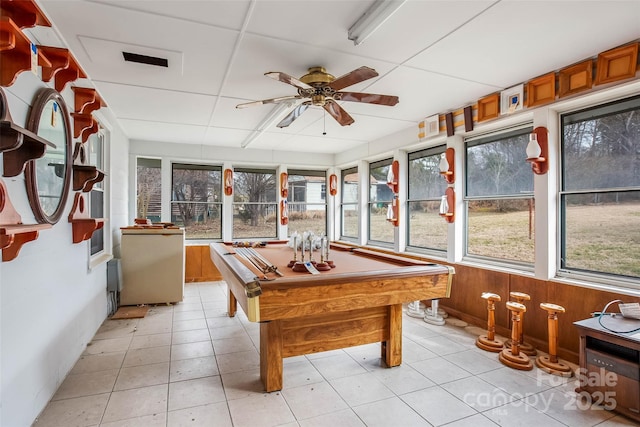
left=235, top=248, right=267, bottom=274
left=245, top=247, right=284, bottom=277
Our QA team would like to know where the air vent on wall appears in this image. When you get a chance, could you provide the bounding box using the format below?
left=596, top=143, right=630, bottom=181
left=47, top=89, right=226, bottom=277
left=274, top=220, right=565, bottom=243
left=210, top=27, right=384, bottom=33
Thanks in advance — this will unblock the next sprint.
left=122, top=51, right=168, bottom=67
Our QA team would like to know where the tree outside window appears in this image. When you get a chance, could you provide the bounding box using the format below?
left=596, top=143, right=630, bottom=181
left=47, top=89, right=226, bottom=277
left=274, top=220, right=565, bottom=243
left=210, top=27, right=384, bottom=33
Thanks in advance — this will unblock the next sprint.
left=407, top=146, right=448, bottom=251
left=465, top=127, right=534, bottom=263
left=232, top=168, right=277, bottom=239
left=171, top=163, right=222, bottom=239
left=561, top=95, right=640, bottom=280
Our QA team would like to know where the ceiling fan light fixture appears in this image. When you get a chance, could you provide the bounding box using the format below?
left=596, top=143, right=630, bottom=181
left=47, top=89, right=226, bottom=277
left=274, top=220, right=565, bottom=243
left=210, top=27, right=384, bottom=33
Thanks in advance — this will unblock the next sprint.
left=348, top=0, right=407, bottom=46
left=300, top=67, right=335, bottom=86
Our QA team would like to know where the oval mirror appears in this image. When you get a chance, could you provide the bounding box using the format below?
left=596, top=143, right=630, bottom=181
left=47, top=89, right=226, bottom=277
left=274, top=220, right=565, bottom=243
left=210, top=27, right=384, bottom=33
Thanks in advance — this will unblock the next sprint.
left=25, top=88, right=72, bottom=224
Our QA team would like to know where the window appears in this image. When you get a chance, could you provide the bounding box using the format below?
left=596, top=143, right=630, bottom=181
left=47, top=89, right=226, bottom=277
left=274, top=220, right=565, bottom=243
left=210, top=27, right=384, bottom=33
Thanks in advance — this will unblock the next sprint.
left=171, top=163, right=222, bottom=239
left=286, top=169, right=327, bottom=236
left=340, top=166, right=359, bottom=240
left=560, top=95, right=640, bottom=281
left=232, top=168, right=277, bottom=239
left=88, top=131, right=105, bottom=256
left=407, top=146, right=448, bottom=251
left=136, top=158, right=161, bottom=222
left=465, top=126, right=534, bottom=263
left=368, top=159, right=394, bottom=244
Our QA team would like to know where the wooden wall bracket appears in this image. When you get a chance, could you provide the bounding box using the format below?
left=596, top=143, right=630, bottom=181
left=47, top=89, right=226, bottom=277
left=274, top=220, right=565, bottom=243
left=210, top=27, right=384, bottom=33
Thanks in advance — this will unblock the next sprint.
left=67, top=192, right=105, bottom=244
left=386, top=160, right=399, bottom=194
left=0, top=87, right=55, bottom=177
left=0, top=0, right=52, bottom=29
left=526, top=127, right=549, bottom=175
left=71, top=112, right=100, bottom=143
left=43, top=49, right=86, bottom=93
left=0, top=179, right=51, bottom=261
left=0, top=17, right=51, bottom=87
left=72, top=164, right=105, bottom=192
left=72, top=87, right=106, bottom=115
left=439, top=187, right=455, bottom=223
left=439, top=147, right=455, bottom=184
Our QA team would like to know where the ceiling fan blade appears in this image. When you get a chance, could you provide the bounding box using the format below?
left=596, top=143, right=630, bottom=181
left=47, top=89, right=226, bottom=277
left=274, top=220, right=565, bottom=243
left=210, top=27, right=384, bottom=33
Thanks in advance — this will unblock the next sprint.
left=324, top=100, right=355, bottom=126
left=276, top=103, right=310, bottom=128
left=337, top=92, right=399, bottom=106
left=265, top=72, right=312, bottom=91
left=327, top=66, right=378, bottom=91
left=236, top=95, right=301, bottom=109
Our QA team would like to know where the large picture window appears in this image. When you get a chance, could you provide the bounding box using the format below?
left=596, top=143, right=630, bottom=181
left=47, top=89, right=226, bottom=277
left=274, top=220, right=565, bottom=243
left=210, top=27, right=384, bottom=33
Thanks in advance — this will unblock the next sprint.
left=232, top=168, right=277, bottom=239
left=171, top=163, right=222, bottom=239
left=465, top=127, right=534, bottom=263
left=286, top=169, right=327, bottom=236
left=560, top=95, right=640, bottom=281
left=368, top=159, right=394, bottom=244
left=407, top=146, right=448, bottom=251
left=340, top=166, right=359, bottom=240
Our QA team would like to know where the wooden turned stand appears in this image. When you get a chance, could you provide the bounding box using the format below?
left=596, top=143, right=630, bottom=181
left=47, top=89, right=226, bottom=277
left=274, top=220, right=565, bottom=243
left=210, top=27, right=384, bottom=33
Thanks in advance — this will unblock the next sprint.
left=476, top=292, right=504, bottom=352
left=536, top=303, right=573, bottom=377
left=504, top=292, right=537, bottom=356
left=499, top=301, right=533, bottom=370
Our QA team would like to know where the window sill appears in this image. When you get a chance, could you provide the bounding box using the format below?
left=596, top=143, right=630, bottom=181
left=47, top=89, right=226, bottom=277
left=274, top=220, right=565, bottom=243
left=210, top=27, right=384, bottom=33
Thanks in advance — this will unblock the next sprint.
left=553, top=273, right=640, bottom=298
left=89, top=252, right=113, bottom=270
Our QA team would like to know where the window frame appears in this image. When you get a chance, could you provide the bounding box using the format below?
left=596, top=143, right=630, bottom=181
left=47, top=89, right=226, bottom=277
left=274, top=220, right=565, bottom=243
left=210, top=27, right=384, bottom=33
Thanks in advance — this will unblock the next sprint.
left=88, top=129, right=111, bottom=268
left=231, top=167, right=277, bottom=240
left=286, top=169, right=328, bottom=237
left=171, top=162, right=223, bottom=240
left=463, top=124, right=536, bottom=267
left=367, top=158, right=395, bottom=247
left=340, top=166, right=359, bottom=242
left=406, top=145, right=448, bottom=254
left=558, top=95, right=640, bottom=286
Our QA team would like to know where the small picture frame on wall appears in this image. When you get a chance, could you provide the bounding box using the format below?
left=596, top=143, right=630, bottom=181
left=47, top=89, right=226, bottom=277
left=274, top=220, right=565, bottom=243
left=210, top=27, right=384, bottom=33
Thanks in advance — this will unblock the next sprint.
left=424, top=114, right=440, bottom=138
left=500, top=84, right=523, bottom=115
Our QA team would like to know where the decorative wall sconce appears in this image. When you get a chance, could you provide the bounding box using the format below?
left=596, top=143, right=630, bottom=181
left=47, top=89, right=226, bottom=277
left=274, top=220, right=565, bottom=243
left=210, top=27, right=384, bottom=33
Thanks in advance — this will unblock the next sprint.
left=223, top=168, right=233, bottom=196
left=439, top=187, right=455, bottom=223
left=329, top=174, right=338, bottom=196
left=386, top=196, right=399, bottom=227
left=526, top=127, right=548, bottom=175
left=439, top=147, right=455, bottom=184
left=386, top=160, right=399, bottom=193
left=280, top=200, right=288, bottom=225
left=280, top=172, right=288, bottom=198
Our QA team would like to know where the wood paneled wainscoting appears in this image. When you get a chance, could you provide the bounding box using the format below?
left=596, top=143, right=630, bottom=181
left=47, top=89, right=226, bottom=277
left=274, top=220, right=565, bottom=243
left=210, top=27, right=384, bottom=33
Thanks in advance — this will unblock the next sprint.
left=185, top=245, right=222, bottom=282
left=436, top=263, right=640, bottom=364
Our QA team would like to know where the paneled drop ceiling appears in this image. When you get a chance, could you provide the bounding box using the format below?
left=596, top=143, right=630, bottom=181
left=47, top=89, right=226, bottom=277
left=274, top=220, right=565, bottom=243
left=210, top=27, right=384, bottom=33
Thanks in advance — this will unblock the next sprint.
left=28, top=0, right=640, bottom=155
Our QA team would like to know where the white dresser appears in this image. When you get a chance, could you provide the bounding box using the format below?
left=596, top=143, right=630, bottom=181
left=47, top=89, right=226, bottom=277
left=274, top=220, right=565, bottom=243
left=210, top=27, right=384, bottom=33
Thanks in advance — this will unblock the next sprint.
left=120, top=227, right=185, bottom=305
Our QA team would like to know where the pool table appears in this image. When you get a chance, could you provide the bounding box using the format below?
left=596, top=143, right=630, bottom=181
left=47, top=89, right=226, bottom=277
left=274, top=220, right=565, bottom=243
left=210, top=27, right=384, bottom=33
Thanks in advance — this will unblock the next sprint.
left=209, top=241, right=454, bottom=391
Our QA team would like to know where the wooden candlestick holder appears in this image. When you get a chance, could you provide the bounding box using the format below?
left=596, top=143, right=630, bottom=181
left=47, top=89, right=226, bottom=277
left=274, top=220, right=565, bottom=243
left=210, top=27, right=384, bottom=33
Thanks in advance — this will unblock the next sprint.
left=499, top=301, right=533, bottom=371
left=476, top=292, right=504, bottom=352
left=504, top=292, right=537, bottom=356
left=536, top=303, right=573, bottom=377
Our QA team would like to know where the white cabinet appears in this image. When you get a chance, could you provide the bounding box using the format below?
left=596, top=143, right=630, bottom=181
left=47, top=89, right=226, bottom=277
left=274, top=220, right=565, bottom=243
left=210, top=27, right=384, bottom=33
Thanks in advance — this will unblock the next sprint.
left=120, top=227, right=185, bottom=305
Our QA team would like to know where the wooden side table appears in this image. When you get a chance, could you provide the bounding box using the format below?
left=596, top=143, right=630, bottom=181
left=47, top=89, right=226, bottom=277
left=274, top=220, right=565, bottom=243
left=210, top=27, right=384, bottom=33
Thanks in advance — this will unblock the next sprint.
left=574, top=316, right=640, bottom=422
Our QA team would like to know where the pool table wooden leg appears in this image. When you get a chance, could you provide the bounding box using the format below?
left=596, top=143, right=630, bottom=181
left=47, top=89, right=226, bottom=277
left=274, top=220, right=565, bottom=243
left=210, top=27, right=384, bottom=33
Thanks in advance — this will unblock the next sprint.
left=260, top=320, right=283, bottom=392
left=228, top=290, right=237, bottom=317
left=382, top=303, right=403, bottom=367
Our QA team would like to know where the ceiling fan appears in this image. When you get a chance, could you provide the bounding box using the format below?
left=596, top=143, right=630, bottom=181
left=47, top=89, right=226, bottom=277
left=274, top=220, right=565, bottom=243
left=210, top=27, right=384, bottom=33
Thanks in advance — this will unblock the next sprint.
left=236, top=66, right=399, bottom=128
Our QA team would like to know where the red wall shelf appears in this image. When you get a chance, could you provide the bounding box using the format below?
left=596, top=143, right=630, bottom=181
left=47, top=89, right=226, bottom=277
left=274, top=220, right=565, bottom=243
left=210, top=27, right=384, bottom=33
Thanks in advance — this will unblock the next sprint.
left=0, top=179, right=51, bottom=262
left=67, top=192, right=105, bottom=244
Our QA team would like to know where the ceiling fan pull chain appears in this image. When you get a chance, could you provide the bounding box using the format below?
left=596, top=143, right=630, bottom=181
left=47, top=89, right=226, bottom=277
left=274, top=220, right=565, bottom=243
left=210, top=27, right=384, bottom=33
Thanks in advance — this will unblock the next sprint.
left=323, top=109, right=327, bottom=135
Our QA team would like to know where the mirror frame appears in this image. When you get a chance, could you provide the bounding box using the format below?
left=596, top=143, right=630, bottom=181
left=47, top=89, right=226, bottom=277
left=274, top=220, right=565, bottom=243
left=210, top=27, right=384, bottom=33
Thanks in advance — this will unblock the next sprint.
left=25, top=88, right=72, bottom=224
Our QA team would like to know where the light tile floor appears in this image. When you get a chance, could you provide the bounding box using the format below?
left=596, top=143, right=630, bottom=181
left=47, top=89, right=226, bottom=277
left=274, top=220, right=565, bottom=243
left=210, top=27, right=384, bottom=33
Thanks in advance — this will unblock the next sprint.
left=33, top=281, right=639, bottom=427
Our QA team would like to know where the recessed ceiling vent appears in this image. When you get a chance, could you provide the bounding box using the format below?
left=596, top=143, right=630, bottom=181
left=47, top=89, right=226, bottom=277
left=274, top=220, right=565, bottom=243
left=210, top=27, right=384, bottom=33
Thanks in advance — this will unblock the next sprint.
left=122, top=51, right=168, bottom=67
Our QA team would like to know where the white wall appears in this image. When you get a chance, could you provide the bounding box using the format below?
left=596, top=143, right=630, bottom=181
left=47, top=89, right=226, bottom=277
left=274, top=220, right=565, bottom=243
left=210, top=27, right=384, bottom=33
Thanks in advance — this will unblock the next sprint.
left=0, top=70, right=129, bottom=426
